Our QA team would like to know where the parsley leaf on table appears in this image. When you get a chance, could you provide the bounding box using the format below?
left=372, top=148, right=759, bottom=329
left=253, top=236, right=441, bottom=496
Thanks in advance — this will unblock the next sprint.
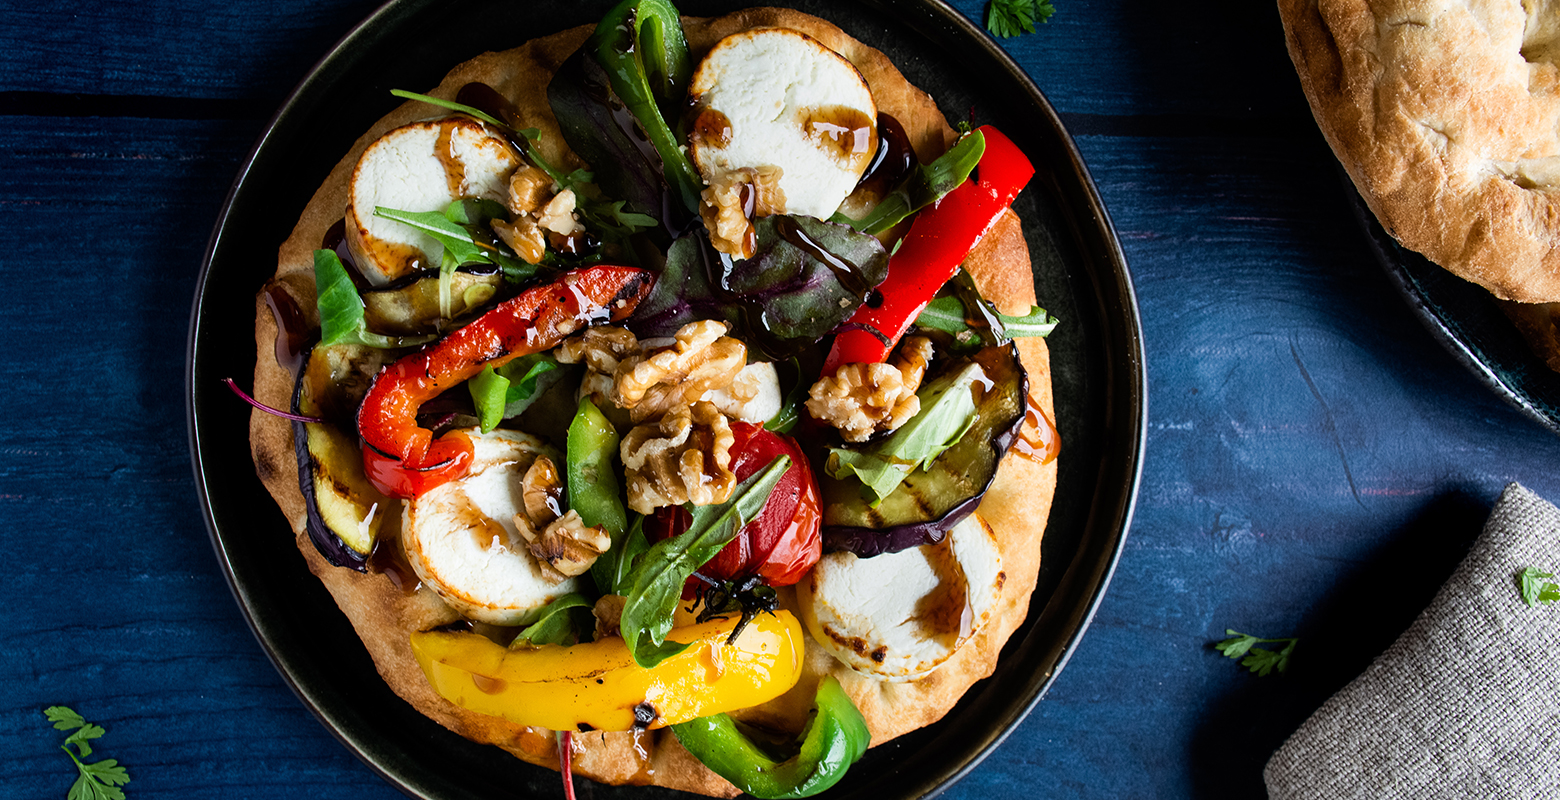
left=44, top=706, right=130, bottom=800
left=1519, top=567, right=1560, bottom=607
left=987, top=0, right=1056, bottom=39
left=1214, top=630, right=1299, bottom=677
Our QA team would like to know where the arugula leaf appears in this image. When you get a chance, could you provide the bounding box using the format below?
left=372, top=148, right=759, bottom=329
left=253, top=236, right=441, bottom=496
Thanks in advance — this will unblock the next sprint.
left=834, top=130, right=985, bottom=234
left=986, top=0, right=1056, bottom=39
left=1214, top=630, right=1298, bottom=677
left=44, top=706, right=130, bottom=800
left=390, top=89, right=507, bottom=128
left=393, top=88, right=655, bottom=243
left=827, top=362, right=986, bottom=504
left=1519, top=567, right=1560, bottom=607
left=373, top=207, right=495, bottom=266
left=468, top=353, right=562, bottom=433
left=915, top=296, right=1059, bottom=342
left=512, top=593, right=594, bottom=647
left=313, top=250, right=436, bottom=349
left=618, top=457, right=791, bottom=668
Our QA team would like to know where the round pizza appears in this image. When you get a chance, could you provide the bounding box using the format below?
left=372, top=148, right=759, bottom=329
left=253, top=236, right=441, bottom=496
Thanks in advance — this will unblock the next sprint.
left=245, top=2, right=1061, bottom=796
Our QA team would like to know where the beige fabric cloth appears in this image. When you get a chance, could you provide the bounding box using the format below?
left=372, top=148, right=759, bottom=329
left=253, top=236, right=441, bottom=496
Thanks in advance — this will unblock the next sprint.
left=1265, top=483, right=1560, bottom=799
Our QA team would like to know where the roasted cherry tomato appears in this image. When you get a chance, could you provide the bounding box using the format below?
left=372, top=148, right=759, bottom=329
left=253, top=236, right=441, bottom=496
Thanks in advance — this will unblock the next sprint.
left=648, top=422, right=822, bottom=587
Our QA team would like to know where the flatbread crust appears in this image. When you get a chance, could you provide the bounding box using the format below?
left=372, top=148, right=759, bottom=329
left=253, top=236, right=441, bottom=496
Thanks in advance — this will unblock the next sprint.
left=249, top=8, right=1056, bottom=796
left=1278, top=0, right=1560, bottom=304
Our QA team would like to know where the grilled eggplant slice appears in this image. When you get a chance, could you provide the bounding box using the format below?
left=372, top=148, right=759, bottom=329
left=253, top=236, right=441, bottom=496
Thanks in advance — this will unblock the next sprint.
left=820, top=342, right=1026, bottom=557
left=291, top=342, right=395, bottom=570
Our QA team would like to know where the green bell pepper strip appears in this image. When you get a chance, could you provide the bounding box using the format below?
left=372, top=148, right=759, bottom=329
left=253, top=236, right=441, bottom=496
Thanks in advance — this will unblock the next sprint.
left=587, top=0, right=704, bottom=214
left=833, top=129, right=986, bottom=235
left=567, top=397, right=628, bottom=541
left=670, top=676, right=870, bottom=799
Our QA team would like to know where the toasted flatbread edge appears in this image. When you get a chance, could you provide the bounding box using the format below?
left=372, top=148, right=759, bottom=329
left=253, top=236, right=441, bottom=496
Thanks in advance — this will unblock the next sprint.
left=247, top=8, right=1057, bottom=797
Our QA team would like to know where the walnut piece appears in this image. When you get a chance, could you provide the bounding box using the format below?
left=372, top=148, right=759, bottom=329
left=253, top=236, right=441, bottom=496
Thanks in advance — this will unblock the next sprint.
left=515, top=509, right=611, bottom=583
left=558, top=326, right=641, bottom=409
left=614, top=320, right=746, bottom=422
left=537, top=189, right=582, bottom=236
left=621, top=401, right=736, bottom=514
left=507, top=165, right=553, bottom=216
left=593, top=594, right=626, bottom=640
left=491, top=216, right=546, bottom=265
left=699, top=166, right=785, bottom=259
left=806, top=336, right=935, bottom=442
left=521, top=456, right=565, bottom=528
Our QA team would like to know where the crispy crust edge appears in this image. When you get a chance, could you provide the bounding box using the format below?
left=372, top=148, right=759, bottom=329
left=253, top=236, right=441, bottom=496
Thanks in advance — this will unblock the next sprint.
left=247, top=9, right=1055, bottom=796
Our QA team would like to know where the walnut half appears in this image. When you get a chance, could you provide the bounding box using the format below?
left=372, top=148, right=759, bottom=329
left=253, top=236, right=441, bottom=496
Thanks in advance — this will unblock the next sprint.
left=806, top=336, right=935, bottom=442
left=513, top=456, right=609, bottom=582
left=613, top=320, right=746, bottom=423
left=620, top=401, right=736, bottom=514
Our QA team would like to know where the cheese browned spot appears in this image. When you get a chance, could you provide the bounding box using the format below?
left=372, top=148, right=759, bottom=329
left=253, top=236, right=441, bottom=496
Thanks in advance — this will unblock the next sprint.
left=688, top=27, right=877, bottom=220
left=345, top=117, right=520, bottom=285
left=795, top=513, right=1004, bottom=682
left=402, top=428, right=581, bottom=625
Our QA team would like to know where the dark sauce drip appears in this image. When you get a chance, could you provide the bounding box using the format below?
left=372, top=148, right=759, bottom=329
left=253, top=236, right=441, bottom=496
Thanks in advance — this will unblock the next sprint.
left=362, top=263, right=502, bottom=295
left=799, top=105, right=876, bottom=164
left=433, top=120, right=468, bottom=198
left=369, top=536, right=422, bottom=595
left=688, top=105, right=732, bottom=150
left=772, top=216, right=873, bottom=297
left=323, top=218, right=372, bottom=289
left=1014, top=393, right=1061, bottom=464
left=264, top=285, right=309, bottom=373
left=854, top=113, right=916, bottom=192
left=548, top=229, right=600, bottom=257
left=456, top=82, right=520, bottom=127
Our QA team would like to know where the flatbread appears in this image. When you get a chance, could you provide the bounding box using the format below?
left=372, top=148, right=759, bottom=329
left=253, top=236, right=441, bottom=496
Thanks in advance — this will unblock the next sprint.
left=249, top=8, right=1056, bottom=796
left=1278, top=0, right=1560, bottom=304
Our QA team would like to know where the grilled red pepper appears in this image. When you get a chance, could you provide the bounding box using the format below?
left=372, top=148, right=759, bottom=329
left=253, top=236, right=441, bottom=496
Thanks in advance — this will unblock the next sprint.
left=823, top=125, right=1033, bottom=372
left=357, top=265, right=655, bottom=498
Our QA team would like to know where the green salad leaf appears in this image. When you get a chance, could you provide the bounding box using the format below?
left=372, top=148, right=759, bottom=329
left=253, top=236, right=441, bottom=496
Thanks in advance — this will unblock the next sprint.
left=468, top=353, right=563, bottom=433
left=618, top=457, right=790, bottom=668
left=826, top=362, right=985, bottom=505
left=511, top=593, right=595, bottom=648
left=915, top=296, right=1059, bottom=340
left=314, top=249, right=436, bottom=349
left=834, top=130, right=985, bottom=234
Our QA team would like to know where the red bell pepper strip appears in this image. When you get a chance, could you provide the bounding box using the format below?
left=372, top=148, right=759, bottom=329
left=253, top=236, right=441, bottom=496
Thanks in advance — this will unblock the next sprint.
left=823, top=126, right=1034, bottom=373
left=357, top=265, right=655, bottom=499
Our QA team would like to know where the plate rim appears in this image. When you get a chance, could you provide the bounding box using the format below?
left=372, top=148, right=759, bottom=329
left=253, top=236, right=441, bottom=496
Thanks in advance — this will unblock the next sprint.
left=187, top=0, right=1146, bottom=796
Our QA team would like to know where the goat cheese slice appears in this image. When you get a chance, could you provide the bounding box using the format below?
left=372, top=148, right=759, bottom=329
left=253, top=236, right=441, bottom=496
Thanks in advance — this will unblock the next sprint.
left=688, top=28, right=877, bottom=219
left=402, top=428, right=577, bottom=626
left=796, top=513, right=1004, bottom=682
left=345, top=117, right=520, bottom=286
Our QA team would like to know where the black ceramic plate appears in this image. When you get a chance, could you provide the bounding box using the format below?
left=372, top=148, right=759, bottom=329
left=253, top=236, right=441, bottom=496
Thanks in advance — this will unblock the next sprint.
left=187, top=1, right=1145, bottom=797
left=1345, top=181, right=1560, bottom=436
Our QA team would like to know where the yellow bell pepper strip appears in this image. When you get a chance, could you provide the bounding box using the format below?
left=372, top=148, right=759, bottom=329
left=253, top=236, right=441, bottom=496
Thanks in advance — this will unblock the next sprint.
left=822, top=125, right=1033, bottom=374
left=409, top=610, right=804, bottom=732
left=671, top=676, right=870, bottom=799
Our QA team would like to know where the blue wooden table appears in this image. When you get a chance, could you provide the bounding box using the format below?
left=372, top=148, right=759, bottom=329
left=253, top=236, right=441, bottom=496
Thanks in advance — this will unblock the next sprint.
left=8, top=0, right=1560, bottom=797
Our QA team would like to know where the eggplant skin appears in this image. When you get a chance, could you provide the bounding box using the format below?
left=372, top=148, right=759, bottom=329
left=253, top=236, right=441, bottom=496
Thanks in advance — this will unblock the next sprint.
left=820, top=343, right=1028, bottom=557
left=291, top=343, right=389, bottom=571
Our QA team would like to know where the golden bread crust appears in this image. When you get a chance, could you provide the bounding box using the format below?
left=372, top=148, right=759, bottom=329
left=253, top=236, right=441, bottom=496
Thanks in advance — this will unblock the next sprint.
left=249, top=9, right=1054, bottom=796
left=1278, top=0, right=1560, bottom=303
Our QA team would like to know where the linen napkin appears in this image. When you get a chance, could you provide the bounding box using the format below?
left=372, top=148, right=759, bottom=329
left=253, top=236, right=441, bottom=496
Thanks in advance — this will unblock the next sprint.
left=1264, top=483, right=1560, bottom=799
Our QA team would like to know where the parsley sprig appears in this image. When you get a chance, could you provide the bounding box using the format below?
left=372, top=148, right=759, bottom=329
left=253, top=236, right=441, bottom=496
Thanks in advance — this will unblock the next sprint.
left=1519, top=567, right=1560, bottom=607
left=1214, top=630, right=1298, bottom=677
left=45, top=706, right=130, bottom=800
left=986, top=0, right=1056, bottom=39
